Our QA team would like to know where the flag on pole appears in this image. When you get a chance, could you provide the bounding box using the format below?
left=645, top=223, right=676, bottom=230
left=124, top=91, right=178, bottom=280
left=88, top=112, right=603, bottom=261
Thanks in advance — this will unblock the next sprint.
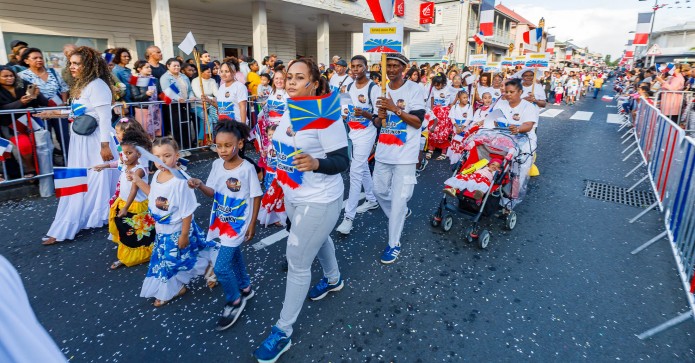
left=286, top=92, right=341, bottom=132
left=0, top=137, right=12, bottom=155
left=473, top=31, right=485, bottom=46
left=633, top=12, right=652, bottom=45
left=479, top=0, right=496, bottom=36
left=102, top=53, right=114, bottom=64
left=135, top=146, right=189, bottom=180
left=128, top=75, right=156, bottom=88
left=545, top=35, right=555, bottom=54
left=366, top=0, right=394, bottom=23
left=54, top=168, right=88, bottom=198
left=178, top=32, right=197, bottom=55
left=624, top=40, right=635, bottom=58
left=657, top=63, right=675, bottom=75
left=523, top=28, right=543, bottom=46
left=158, top=83, right=180, bottom=105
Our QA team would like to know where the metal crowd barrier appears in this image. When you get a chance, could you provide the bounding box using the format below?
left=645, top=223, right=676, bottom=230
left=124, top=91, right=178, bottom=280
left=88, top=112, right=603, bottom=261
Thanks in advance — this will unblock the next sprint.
left=620, top=96, right=695, bottom=339
left=0, top=96, right=263, bottom=191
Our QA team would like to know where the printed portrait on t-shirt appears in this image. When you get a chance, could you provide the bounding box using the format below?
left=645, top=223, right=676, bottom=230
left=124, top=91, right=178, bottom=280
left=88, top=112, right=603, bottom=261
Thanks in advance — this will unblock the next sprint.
left=226, top=177, right=241, bottom=192
left=512, top=113, right=520, bottom=121
left=276, top=93, right=282, bottom=100
left=225, top=91, right=230, bottom=98
left=155, top=196, right=169, bottom=211
left=286, top=126, right=295, bottom=137
left=397, top=99, right=406, bottom=110
left=358, top=94, right=367, bottom=104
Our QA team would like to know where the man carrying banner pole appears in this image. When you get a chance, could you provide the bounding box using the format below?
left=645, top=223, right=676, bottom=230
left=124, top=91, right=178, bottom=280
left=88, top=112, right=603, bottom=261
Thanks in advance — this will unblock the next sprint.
left=373, top=53, right=425, bottom=264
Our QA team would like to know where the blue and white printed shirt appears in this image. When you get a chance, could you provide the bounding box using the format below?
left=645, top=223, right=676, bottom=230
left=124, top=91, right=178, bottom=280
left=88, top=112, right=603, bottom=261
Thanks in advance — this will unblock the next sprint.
left=18, top=68, right=69, bottom=99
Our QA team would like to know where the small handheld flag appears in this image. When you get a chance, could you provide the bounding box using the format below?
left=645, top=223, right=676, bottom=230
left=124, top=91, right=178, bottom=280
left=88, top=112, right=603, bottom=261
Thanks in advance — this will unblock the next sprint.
left=523, top=28, right=543, bottom=46
left=657, top=63, right=675, bottom=76
left=135, top=146, right=188, bottom=180
left=287, top=92, right=341, bottom=132
left=102, top=53, right=114, bottom=64
left=47, top=95, right=64, bottom=107
left=473, top=31, right=485, bottom=46
left=158, top=83, right=181, bottom=105
left=0, top=137, right=12, bottom=155
left=54, top=167, right=88, bottom=198
left=129, top=75, right=156, bottom=88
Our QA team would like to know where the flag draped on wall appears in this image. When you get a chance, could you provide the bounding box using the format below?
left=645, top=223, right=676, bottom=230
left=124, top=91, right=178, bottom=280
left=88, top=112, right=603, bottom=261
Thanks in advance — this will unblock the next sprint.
left=633, top=12, right=653, bottom=45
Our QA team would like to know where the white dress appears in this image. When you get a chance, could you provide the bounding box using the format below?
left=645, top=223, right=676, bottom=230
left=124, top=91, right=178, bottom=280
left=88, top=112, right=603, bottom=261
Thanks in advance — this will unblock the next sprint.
left=47, top=79, right=119, bottom=241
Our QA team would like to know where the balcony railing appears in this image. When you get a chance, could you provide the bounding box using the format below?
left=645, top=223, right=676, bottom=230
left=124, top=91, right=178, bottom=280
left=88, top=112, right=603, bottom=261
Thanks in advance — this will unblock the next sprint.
left=468, top=24, right=514, bottom=47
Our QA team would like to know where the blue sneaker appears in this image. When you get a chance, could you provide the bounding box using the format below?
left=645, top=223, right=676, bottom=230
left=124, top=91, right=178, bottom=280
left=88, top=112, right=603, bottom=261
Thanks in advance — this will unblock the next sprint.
left=308, top=276, right=344, bottom=301
left=254, top=326, right=291, bottom=363
left=405, top=208, right=412, bottom=218
left=380, top=245, right=401, bottom=264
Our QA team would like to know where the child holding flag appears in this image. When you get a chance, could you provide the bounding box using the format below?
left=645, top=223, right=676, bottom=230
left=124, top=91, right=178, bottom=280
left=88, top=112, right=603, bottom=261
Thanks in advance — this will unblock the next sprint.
left=187, top=119, right=262, bottom=331
left=107, top=126, right=155, bottom=270
left=130, top=137, right=216, bottom=307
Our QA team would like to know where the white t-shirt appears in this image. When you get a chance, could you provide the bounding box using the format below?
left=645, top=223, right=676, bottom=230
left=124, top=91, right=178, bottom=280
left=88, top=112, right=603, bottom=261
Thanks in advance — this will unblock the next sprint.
left=192, top=77, right=219, bottom=99
left=344, top=80, right=380, bottom=142
left=473, top=106, right=493, bottom=124
left=272, top=102, right=348, bottom=204
left=375, top=80, right=426, bottom=165
left=329, top=73, right=354, bottom=93
left=430, top=86, right=450, bottom=108
left=216, top=81, right=248, bottom=122
left=119, top=163, right=148, bottom=202
left=266, top=89, right=288, bottom=125
left=148, top=171, right=200, bottom=235
left=205, top=159, right=262, bottom=247
left=447, top=86, right=465, bottom=104
left=72, top=78, right=113, bottom=143
left=521, top=83, right=547, bottom=103
left=492, top=99, right=539, bottom=149
left=449, top=103, right=473, bottom=130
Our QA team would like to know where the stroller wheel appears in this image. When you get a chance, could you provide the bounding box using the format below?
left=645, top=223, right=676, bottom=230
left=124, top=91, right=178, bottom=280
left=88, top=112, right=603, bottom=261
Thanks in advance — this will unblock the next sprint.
left=442, top=214, right=453, bottom=232
left=505, top=211, right=517, bottom=230
left=431, top=215, right=441, bottom=227
left=478, top=230, right=491, bottom=249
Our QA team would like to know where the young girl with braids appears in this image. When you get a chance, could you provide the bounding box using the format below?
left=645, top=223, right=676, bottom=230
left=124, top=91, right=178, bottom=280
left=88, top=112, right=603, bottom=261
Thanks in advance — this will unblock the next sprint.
left=187, top=119, right=262, bottom=331
left=107, top=126, right=155, bottom=270
left=130, top=137, right=217, bottom=307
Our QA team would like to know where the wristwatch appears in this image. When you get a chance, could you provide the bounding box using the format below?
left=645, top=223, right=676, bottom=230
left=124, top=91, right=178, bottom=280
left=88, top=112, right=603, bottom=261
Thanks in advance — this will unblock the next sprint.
left=396, top=109, right=403, bottom=117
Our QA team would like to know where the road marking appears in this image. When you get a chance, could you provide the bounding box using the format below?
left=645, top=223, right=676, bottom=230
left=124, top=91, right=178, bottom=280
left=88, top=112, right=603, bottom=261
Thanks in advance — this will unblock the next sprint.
left=252, top=192, right=366, bottom=250
left=606, top=114, right=624, bottom=124
left=606, top=105, right=617, bottom=108
left=569, top=111, right=593, bottom=121
left=539, top=109, right=564, bottom=118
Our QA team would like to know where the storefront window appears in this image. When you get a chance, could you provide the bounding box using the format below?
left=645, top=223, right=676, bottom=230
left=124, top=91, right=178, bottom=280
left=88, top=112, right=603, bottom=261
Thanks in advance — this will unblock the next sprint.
left=3, top=33, right=108, bottom=71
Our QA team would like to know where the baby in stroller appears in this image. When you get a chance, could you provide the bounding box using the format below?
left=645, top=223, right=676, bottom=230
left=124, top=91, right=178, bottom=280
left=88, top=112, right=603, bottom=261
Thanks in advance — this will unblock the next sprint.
left=442, top=158, right=503, bottom=201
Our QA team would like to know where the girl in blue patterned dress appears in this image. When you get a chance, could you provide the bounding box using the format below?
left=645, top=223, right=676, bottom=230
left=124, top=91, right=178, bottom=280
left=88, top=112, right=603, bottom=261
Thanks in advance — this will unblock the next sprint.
left=129, top=137, right=216, bottom=307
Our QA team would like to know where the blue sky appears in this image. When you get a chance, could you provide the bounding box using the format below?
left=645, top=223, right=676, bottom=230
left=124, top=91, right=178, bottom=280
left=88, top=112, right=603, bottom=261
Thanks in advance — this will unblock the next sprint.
left=497, top=0, right=694, bottom=59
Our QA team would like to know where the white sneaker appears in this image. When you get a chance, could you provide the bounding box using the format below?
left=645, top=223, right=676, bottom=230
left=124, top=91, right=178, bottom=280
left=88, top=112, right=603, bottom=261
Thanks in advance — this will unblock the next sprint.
left=355, top=200, right=380, bottom=214
left=336, top=218, right=353, bottom=235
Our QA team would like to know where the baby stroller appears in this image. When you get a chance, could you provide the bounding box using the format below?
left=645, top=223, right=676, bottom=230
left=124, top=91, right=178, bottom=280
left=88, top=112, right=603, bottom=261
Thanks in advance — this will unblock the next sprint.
left=431, top=129, right=522, bottom=249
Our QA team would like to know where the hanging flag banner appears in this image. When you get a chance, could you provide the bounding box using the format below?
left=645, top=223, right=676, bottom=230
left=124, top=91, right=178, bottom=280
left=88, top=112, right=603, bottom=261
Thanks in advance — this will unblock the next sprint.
left=484, top=62, right=501, bottom=72
left=468, top=54, right=487, bottom=67
left=545, top=35, right=555, bottom=54
left=525, top=53, right=549, bottom=68
left=367, top=0, right=395, bottom=23
left=394, top=0, right=405, bottom=17
left=363, top=23, right=404, bottom=53
left=479, top=0, right=496, bottom=36
left=419, top=2, right=435, bottom=24
left=501, top=57, right=513, bottom=67
left=633, top=12, right=653, bottom=46
left=513, top=55, right=527, bottom=66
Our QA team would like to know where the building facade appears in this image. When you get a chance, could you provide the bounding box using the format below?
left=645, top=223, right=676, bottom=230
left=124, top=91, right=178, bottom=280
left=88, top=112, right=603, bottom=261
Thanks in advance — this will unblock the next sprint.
left=0, top=0, right=427, bottom=67
left=634, top=21, right=695, bottom=64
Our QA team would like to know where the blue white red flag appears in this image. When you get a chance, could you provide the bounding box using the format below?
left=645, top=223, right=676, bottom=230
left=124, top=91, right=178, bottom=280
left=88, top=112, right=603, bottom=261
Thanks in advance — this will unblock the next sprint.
left=129, top=75, right=156, bottom=88
left=287, top=92, right=341, bottom=132
left=366, top=0, right=394, bottom=23
left=102, top=53, right=114, bottom=64
left=473, top=31, right=485, bottom=46
left=54, top=167, right=88, bottom=198
left=0, top=137, right=12, bottom=155
left=633, top=12, right=652, bottom=45
left=523, top=28, right=543, bottom=46
left=479, top=0, right=496, bottom=36
left=658, top=63, right=675, bottom=75
left=158, top=83, right=180, bottom=105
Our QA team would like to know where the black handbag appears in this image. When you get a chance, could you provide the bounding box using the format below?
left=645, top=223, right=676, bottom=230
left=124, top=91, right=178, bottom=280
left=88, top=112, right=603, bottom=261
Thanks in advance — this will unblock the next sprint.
left=72, top=114, right=98, bottom=136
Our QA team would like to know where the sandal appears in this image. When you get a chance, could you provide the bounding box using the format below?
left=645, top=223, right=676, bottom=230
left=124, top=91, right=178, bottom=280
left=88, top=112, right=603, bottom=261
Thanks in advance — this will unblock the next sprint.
left=153, top=286, right=187, bottom=307
left=41, top=236, right=59, bottom=246
left=204, top=265, right=218, bottom=289
left=110, top=260, right=125, bottom=270
left=436, top=155, right=447, bottom=161
left=425, top=151, right=433, bottom=160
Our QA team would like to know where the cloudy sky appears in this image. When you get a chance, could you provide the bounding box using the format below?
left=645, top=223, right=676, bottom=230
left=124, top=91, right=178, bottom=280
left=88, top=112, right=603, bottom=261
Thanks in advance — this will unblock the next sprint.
left=497, top=0, right=693, bottom=59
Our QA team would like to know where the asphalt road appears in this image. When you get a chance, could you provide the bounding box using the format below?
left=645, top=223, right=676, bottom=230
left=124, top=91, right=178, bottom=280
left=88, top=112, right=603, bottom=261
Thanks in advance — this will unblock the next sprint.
left=1, top=84, right=694, bottom=362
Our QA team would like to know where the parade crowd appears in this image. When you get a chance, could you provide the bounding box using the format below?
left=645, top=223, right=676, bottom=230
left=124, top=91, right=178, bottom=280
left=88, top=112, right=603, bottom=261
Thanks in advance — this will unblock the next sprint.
left=5, top=38, right=679, bottom=363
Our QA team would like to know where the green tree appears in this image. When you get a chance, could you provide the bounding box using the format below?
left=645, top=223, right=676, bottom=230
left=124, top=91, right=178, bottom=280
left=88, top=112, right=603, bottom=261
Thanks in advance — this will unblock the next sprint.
left=604, top=54, right=612, bottom=65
